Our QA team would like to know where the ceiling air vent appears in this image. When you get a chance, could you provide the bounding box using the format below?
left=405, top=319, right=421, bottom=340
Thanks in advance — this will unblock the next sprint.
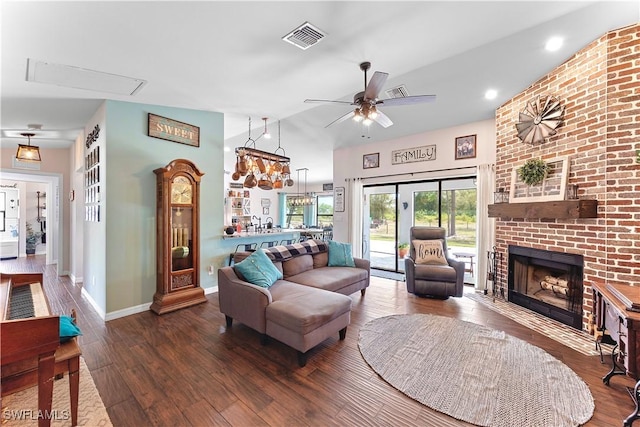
left=282, top=22, right=327, bottom=50
left=385, top=85, right=410, bottom=99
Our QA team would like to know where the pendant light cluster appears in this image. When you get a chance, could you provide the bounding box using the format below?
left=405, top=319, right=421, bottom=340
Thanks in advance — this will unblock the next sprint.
left=231, top=118, right=294, bottom=190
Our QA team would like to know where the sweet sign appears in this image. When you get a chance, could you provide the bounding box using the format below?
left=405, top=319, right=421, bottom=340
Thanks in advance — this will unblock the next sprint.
left=391, top=144, right=436, bottom=164
left=148, top=113, right=200, bottom=147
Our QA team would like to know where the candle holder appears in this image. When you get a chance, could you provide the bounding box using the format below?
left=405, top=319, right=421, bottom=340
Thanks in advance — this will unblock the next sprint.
left=566, top=184, right=579, bottom=200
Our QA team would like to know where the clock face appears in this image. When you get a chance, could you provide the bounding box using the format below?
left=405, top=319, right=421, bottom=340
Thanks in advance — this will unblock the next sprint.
left=171, top=176, right=193, bottom=204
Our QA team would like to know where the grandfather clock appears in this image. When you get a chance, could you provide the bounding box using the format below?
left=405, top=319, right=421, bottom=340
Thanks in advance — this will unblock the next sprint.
left=151, top=159, right=207, bottom=315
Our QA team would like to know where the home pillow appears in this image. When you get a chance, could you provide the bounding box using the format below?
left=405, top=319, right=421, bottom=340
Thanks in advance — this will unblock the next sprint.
left=412, top=239, right=448, bottom=265
left=234, top=249, right=283, bottom=288
left=328, top=240, right=356, bottom=267
left=59, top=315, right=83, bottom=343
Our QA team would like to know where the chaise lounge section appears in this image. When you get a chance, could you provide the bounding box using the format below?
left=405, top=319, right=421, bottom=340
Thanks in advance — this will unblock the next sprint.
left=218, top=239, right=370, bottom=366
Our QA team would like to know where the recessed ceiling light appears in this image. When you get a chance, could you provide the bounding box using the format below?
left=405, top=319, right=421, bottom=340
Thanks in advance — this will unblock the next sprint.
left=545, top=36, right=563, bottom=52
left=224, top=146, right=231, bottom=152
left=485, top=89, right=497, bottom=100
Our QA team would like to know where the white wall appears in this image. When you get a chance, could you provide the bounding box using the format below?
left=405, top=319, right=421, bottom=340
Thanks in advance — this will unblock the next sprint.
left=69, top=132, right=85, bottom=284
left=333, top=118, right=496, bottom=243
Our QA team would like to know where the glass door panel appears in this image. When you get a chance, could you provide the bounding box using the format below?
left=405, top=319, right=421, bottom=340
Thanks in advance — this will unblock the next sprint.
left=442, top=178, right=477, bottom=284
left=365, top=186, right=397, bottom=271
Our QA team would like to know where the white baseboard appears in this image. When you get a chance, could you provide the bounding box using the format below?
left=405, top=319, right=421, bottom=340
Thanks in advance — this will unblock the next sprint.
left=105, top=302, right=151, bottom=321
left=81, top=287, right=106, bottom=320
left=101, top=286, right=217, bottom=321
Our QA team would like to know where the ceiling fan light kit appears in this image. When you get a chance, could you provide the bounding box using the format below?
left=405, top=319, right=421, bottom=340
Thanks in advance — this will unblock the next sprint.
left=304, top=61, right=436, bottom=129
left=16, top=132, right=41, bottom=162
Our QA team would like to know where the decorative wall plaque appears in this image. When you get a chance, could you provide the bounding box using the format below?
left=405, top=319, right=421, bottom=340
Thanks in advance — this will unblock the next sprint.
left=148, top=113, right=200, bottom=147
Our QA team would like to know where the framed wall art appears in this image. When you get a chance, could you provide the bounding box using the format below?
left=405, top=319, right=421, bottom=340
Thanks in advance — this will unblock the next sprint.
left=455, top=134, right=476, bottom=160
left=334, top=187, right=345, bottom=212
left=363, top=153, right=379, bottom=169
left=509, top=156, right=569, bottom=203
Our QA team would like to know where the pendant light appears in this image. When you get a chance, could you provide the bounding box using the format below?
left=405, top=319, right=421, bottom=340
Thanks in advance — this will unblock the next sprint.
left=16, top=133, right=41, bottom=162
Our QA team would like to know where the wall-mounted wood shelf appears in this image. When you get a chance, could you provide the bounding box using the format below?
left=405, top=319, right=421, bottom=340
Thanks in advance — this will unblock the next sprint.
left=488, top=199, right=598, bottom=219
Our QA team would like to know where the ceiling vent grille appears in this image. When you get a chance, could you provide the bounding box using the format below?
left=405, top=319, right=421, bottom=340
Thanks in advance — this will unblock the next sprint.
left=385, top=85, right=409, bottom=99
left=282, top=22, right=327, bottom=50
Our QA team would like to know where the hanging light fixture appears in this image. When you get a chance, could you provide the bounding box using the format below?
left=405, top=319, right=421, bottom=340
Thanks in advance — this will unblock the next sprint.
left=16, top=133, right=41, bottom=162
left=288, top=168, right=314, bottom=207
left=261, top=117, right=271, bottom=139
left=231, top=117, right=293, bottom=190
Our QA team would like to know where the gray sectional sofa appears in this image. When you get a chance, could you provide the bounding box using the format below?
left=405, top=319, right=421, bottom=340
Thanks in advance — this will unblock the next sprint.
left=217, top=240, right=370, bottom=366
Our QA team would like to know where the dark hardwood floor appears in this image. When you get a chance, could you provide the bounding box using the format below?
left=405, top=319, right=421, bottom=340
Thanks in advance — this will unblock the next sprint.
left=1, top=255, right=636, bottom=426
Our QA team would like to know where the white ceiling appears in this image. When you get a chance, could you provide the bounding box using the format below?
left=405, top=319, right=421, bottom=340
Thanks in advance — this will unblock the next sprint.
left=2, top=1, right=638, bottom=184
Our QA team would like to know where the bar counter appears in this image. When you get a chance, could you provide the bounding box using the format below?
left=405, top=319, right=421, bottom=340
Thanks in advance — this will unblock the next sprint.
left=221, top=229, right=300, bottom=241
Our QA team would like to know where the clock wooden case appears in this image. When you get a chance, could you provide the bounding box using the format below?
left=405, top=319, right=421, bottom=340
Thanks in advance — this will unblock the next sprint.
left=151, top=159, right=207, bottom=314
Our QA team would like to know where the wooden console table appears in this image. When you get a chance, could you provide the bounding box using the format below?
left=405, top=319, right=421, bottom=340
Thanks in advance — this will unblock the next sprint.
left=592, top=281, right=640, bottom=426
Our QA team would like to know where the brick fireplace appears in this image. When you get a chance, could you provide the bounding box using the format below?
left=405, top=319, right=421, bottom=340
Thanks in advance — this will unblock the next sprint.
left=494, top=23, right=640, bottom=332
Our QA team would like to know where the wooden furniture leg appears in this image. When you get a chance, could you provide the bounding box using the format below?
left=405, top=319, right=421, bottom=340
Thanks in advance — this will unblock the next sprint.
left=68, top=355, right=80, bottom=426
left=37, top=352, right=56, bottom=427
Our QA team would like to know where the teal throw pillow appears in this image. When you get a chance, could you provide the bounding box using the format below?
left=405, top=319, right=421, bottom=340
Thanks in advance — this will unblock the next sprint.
left=235, top=249, right=283, bottom=288
left=59, top=315, right=82, bottom=343
left=328, top=240, right=356, bottom=267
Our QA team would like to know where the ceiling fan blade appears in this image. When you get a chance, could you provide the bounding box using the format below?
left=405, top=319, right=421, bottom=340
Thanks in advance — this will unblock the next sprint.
left=364, top=71, right=388, bottom=100
left=304, top=99, right=354, bottom=105
left=372, top=110, right=393, bottom=128
left=377, top=95, right=437, bottom=106
left=325, top=110, right=355, bottom=128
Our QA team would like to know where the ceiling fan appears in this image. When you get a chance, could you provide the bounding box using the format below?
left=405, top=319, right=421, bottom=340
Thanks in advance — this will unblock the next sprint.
left=304, top=61, right=436, bottom=128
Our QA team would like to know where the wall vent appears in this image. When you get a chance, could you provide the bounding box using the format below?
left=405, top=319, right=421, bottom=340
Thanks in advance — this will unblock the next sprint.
left=282, top=22, right=327, bottom=50
left=385, top=85, right=409, bottom=99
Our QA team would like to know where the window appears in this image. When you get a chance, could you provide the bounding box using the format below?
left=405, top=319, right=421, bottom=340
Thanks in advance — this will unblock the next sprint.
left=284, top=199, right=304, bottom=228
left=316, top=194, right=333, bottom=228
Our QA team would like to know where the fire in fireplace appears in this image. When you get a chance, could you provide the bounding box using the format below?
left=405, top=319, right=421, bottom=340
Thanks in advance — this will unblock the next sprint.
left=508, top=245, right=583, bottom=329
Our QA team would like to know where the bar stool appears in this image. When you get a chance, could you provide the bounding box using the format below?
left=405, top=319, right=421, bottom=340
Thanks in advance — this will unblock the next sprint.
left=228, top=243, right=257, bottom=266
left=260, top=240, right=279, bottom=249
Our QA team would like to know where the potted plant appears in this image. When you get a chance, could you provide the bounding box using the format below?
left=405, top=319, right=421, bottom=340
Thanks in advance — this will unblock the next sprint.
left=25, top=221, right=42, bottom=255
left=518, top=158, right=550, bottom=186
left=398, top=243, right=410, bottom=258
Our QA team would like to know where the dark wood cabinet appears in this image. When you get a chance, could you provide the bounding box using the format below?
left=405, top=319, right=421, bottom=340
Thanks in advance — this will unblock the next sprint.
left=150, top=159, right=207, bottom=315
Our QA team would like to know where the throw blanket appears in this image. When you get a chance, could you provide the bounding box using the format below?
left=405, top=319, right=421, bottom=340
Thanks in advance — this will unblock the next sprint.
left=265, top=239, right=327, bottom=262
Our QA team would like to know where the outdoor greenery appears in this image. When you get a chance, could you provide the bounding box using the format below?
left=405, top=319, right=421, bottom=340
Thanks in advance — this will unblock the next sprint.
left=369, top=189, right=477, bottom=249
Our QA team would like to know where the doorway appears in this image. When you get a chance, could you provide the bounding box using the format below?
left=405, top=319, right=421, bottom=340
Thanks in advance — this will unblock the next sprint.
left=0, top=171, right=62, bottom=276
left=364, top=176, right=477, bottom=282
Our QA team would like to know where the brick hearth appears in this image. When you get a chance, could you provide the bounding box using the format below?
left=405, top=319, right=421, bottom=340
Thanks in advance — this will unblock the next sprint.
left=494, top=23, right=640, bottom=332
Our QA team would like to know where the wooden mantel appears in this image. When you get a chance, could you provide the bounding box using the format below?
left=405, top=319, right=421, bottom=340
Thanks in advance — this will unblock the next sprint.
left=488, top=199, right=598, bottom=219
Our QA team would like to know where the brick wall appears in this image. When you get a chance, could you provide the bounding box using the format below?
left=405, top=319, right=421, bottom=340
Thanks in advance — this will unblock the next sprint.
left=495, top=23, right=640, bottom=331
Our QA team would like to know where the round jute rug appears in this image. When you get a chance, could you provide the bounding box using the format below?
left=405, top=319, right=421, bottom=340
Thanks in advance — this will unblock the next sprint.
left=358, top=314, right=594, bottom=427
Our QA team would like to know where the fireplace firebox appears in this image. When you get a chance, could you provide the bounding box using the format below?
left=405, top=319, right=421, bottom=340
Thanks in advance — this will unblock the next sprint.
left=508, top=245, right=583, bottom=329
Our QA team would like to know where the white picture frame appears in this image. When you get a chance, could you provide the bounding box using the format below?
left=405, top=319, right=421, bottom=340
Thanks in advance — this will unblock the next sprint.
left=509, top=156, right=570, bottom=203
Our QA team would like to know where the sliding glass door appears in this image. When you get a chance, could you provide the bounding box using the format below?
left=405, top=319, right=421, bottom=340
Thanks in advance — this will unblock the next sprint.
left=364, top=177, right=477, bottom=280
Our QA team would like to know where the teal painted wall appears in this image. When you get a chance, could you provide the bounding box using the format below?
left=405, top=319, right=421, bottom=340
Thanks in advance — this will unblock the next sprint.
left=104, top=100, right=224, bottom=314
